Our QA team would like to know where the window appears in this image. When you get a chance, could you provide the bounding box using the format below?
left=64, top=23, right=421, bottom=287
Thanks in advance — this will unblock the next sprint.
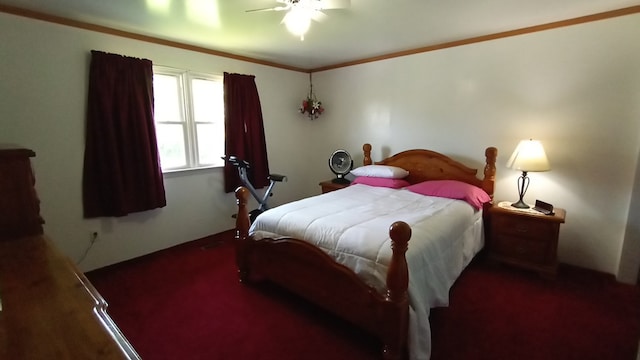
left=152, top=66, right=224, bottom=171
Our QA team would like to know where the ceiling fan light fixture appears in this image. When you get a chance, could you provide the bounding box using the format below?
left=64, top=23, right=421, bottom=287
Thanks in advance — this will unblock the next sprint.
left=248, top=0, right=349, bottom=40
left=283, top=7, right=312, bottom=40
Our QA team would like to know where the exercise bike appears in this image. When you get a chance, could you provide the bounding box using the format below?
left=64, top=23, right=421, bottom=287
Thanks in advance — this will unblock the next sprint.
left=223, top=155, right=287, bottom=223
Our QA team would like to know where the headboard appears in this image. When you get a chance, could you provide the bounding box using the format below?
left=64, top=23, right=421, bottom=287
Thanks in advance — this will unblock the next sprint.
left=362, top=143, right=497, bottom=198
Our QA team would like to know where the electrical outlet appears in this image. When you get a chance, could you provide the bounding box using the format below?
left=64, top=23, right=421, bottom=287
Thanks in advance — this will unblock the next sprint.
left=90, top=231, right=99, bottom=242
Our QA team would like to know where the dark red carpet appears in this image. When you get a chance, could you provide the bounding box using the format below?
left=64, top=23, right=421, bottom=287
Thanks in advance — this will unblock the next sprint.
left=87, top=231, right=640, bottom=360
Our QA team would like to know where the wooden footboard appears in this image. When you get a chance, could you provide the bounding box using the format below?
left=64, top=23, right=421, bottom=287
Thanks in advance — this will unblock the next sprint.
left=234, top=187, right=410, bottom=360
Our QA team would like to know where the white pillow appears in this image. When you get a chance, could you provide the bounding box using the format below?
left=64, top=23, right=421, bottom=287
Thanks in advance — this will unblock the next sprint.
left=350, top=165, right=409, bottom=179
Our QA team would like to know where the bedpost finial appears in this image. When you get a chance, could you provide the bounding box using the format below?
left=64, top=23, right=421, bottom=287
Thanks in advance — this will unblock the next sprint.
left=234, top=186, right=250, bottom=242
left=483, top=147, right=498, bottom=199
left=235, top=186, right=249, bottom=205
left=363, top=143, right=372, bottom=166
left=389, top=221, right=411, bottom=251
left=387, top=221, right=410, bottom=304
left=485, top=147, right=497, bottom=165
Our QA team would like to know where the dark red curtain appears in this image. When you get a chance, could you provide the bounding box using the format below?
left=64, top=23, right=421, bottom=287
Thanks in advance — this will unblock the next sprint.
left=82, top=50, right=166, bottom=218
left=223, top=72, right=270, bottom=193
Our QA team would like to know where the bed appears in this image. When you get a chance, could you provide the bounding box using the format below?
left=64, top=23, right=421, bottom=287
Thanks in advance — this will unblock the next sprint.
left=233, top=143, right=497, bottom=360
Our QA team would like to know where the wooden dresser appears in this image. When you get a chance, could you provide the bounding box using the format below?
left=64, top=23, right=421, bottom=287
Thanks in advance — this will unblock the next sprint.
left=0, top=148, right=139, bottom=359
left=0, top=235, right=140, bottom=359
left=0, top=148, right=44, bottom=240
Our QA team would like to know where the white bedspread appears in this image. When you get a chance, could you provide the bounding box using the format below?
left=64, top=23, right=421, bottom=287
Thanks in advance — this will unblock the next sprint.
left=250, top=184, right=484, bottom=360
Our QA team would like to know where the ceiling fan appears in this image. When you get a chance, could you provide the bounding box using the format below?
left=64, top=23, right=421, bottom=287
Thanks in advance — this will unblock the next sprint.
left=246, top=0, right=351, bottom=40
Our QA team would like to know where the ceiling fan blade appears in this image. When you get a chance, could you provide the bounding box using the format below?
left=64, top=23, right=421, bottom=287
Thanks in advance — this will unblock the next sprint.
left=311, top=11, right=328, bottom=23
left=318, top=0, right=350, bottom=10
left=280, top=11, right=295, bottom=24
left=246, top=5, right=290, bottom=13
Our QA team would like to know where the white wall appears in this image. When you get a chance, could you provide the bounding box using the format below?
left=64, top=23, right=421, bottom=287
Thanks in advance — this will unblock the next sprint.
left=1, top=11, right=639, bottom=280
left=0, top=13, right=313, bottom=271
left=312, top=14, right=640, bottom=278
left=618, top=148, right=640, bottom=283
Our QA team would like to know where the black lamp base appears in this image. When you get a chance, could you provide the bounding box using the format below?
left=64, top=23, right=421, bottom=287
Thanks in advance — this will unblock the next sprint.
left=511, top=171, right=531, bottom=209
left=511, top=199, right=530, bottom=209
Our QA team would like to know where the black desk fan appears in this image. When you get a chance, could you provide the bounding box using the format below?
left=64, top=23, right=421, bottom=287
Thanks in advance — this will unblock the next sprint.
left=329, top=149, right=353, bottom=184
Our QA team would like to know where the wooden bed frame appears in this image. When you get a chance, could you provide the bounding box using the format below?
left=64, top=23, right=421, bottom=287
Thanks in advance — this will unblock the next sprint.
left=234, top=143, right=497, bottom=360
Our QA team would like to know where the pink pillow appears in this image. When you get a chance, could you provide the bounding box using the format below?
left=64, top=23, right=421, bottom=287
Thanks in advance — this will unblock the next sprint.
left=352, top=177, right=410, bottom=189
left=406, top=180, right=491, bottom=210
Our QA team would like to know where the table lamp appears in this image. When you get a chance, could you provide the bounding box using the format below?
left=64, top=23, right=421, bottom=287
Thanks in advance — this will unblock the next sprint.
left=506, top=139, right=550, bottom=208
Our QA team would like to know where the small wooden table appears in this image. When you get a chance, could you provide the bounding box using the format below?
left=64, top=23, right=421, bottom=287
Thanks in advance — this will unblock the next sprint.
left=487, top=201, right=566, bottom=278
left=319, top=179, right=350, bottom=194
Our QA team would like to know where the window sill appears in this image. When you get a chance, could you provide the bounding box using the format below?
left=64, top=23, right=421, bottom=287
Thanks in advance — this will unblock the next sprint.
left=162, top=165, right=222, bottom=178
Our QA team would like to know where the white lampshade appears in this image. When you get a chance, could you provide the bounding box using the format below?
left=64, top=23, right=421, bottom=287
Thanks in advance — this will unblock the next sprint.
left=506, top=139, right=551, bottom=172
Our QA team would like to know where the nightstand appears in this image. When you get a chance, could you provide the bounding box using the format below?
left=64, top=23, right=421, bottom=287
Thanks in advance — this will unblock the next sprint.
left=319, top=179, right=349, bottom=194
left=487, top=201, right=566, bottom=278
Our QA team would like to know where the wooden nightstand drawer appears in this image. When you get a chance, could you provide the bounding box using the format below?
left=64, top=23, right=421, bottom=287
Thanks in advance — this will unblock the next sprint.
left=492, top=213, right=556, bottom=240
left=492, top=234, right=551, bottom=264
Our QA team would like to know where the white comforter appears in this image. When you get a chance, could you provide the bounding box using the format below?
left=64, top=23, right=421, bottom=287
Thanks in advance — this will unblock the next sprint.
left=250, top=184, right=485, bottom=360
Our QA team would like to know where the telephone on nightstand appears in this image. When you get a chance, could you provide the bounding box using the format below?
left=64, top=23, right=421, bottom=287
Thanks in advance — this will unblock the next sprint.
left=533, top=200, right=554, bottom=215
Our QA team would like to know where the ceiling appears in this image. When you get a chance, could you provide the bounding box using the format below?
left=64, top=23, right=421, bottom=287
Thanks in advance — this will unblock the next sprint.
left=1, top=0, right=638, bottom=71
